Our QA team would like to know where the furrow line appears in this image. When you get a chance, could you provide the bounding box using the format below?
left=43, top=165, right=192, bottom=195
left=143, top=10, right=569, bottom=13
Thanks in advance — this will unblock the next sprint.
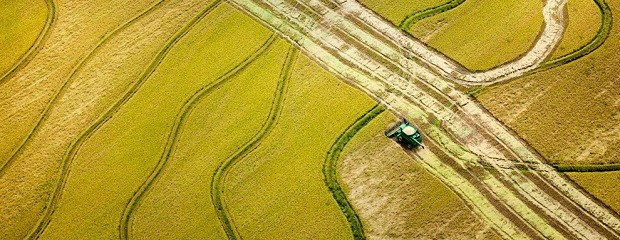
left=118, top=31, right=279, bottom=240
left=210, top=46, right=297, bottom=240
left=0, top=0, right=56, bottom=86
left=398, top=0, right=465, bottom=31
left=25, top=1, right=224, bottom=239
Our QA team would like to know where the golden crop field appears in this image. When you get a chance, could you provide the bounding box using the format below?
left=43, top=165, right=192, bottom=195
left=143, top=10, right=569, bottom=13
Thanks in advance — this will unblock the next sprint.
left=478, top=0, right=619, bottom=213
left=36, top=4, right=280, bottom=239
left=411, top=0, right=543, bottom=70
left=339, top=111, right=499, bottom=239
left=550, top=0, right=602, bottom=58
left=0, top=0, right=48, bottom=78
left=358, top=0, right=449, bottom=26
left=222, top=55, right=376, bottom=239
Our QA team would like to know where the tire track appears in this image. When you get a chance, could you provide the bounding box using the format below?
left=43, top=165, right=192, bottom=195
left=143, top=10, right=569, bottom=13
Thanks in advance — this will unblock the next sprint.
left=398, top=0, right=465, bottom=31
left=538, top=0, right=612, bottom=70
left=0, top=0, right=167, bottom=177
left=24, top=1, right=225, bottom=239
left=0, top=0, right=56, bottom=86
left=209, top=46, right=297, bottom=240
left=119, top=33, right=279, bottom=240
left=323, top=104, right=384, bottom=240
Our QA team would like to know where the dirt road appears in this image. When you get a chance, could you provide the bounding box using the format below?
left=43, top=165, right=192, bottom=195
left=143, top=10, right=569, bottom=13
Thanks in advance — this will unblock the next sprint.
left=227, top=0, right=620, bottom=238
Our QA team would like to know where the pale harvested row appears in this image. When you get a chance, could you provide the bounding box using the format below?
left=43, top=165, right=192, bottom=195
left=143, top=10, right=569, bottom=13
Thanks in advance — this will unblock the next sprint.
left=0, top=0, right=214, bottom=238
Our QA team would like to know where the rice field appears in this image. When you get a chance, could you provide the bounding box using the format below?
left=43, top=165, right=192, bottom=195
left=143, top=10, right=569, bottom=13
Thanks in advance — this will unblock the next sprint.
left=477, top=0, right=619, bottom=214
left=549, top=0, right=602, bottom=58
left=0, top=0, right=48, bottom=77
left=357, top=0, right=450, bottom=26
left=411, top=0, right=544, bottom=70
left=338, top=111, right=500, bottom=239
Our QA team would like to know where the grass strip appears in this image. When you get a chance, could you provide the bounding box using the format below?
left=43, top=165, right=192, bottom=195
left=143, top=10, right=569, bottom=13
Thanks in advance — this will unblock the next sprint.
left=210, top=47, right=298, bottom=240
left=398, top=0, right=466, bottom=31
left=0, top=0, right=55, bottom=86
left=119, top=32, right=279, bottom=239
left=24, top=2, right=225, bottom=239
left=0, top=0, right=167, bottom=177
left=539, top=0, right=612, bottom=70
left=554, top=164, right=620, bottom=172
left=323, top=104, right=385, bottom=240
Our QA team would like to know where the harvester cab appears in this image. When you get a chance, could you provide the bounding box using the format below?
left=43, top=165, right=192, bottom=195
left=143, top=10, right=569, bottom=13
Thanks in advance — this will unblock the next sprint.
left=385, top=118, right=423, bottom=149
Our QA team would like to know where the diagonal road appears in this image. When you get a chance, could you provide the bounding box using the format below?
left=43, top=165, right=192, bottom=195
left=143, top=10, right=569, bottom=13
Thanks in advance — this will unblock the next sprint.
left=226, top=0, right=620, bottom=239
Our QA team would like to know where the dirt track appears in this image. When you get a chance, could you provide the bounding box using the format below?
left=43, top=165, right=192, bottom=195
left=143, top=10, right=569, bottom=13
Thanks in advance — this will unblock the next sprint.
left=227, top=0, right=620, bottom=238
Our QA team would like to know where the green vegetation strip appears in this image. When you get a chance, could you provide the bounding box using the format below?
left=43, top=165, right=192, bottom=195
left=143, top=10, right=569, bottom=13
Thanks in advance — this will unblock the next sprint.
left=119, top=33, right=279, bottom=239
left=0, top=0, right=168, bottom=177
left=553, top=163, right=620, bottom=172
left=539, top=0, right=612, bottom=70
left=398, top=0, right=466, bottom=31
left=323, top=104, right=385, bottom=240
left=25, top=2, right=225, bottom=239
left=0, top=0, right=55, bottom=85
left=210, top=47, right=298, bottom=240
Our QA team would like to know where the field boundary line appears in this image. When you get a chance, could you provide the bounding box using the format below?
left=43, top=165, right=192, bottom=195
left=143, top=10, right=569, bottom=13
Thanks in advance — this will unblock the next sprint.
left=24, top=1, right=225, bottom=239
left=210, top=46, right=297, bottom=240
left=398, top=0, right=465, bottom=31
left=323, top=104, right=385, bottom=240
left=553, top=163, right=620, bottom=172
left=0, top=0, right=167, bottom=177
left=0, top=0, right=56, bottom=86
left=119, top=32, right=280, bottom=239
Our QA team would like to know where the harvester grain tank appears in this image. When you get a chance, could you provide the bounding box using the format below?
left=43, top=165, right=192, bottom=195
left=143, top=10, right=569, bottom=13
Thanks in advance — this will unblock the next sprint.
left=385, top=119, right=423, bottom=149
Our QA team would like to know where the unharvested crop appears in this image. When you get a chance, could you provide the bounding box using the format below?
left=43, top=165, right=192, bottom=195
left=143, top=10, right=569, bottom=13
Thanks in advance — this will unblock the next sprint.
left=411, top=0, right=544, bottom=70
left=357, top=0, right=449, bottom=26
left=35, top=4, right=276, bottom=239
left=0, top=0, right=50, bottom=82
left=549, top=0, right=602, bottom=58
left=567, top=172, right=620, bottom=214
left=222, top=55, right=376, bottom=239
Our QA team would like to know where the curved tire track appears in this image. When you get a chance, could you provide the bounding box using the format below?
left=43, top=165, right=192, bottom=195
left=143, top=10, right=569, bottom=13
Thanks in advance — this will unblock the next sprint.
left=323, top=104, right=384, bottom=240
left=0, top=0, right=56, bottom=86
left=119, top=33, right=280, bottom=240
left=398, top=0, right=465, bottom=31
left=0, top=0, right=167, bottom=177
left=24, top=1, right=226, bottom=239
left=210, top=46, right=297, bottom=240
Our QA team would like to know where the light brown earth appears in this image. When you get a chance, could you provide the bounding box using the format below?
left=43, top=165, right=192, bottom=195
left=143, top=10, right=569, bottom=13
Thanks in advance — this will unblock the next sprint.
left=340, top=133, right=499, bottom=239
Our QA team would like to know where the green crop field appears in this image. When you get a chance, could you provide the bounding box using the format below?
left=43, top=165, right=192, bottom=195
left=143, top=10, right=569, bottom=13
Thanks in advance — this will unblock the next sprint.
left=478, top=0, right=619, bottom=214
left=411, top=0, right=543, bottom=70
left=0, top=0, right=48, bottom=78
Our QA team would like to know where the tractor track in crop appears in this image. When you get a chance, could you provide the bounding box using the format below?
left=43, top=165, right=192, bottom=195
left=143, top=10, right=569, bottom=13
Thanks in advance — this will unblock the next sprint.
left=323, top=104, right=384, bottom=240
left=0, top=0, right=167, bottom=178
left=537, top=0, right=612, bottom=71
left=210, top=46, right=297, bottom=240
left=119, top=32, right=281, bottom=240
left=397, top=0, right=465, bottom=32
left=227, top=0, right=620, bottom=238
left=24, top=1, right=224, bottom=239
left=0, top=0, right=56, bottom=86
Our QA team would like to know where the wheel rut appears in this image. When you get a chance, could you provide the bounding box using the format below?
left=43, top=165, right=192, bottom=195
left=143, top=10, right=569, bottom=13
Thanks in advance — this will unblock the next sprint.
left=119, top=33, right=280, bottom=240
left=210, top=46, right=297, bottom=240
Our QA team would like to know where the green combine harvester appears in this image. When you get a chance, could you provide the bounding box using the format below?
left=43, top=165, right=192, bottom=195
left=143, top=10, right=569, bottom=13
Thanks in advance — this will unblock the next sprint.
left=385, top=118, right=423, bottom=149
